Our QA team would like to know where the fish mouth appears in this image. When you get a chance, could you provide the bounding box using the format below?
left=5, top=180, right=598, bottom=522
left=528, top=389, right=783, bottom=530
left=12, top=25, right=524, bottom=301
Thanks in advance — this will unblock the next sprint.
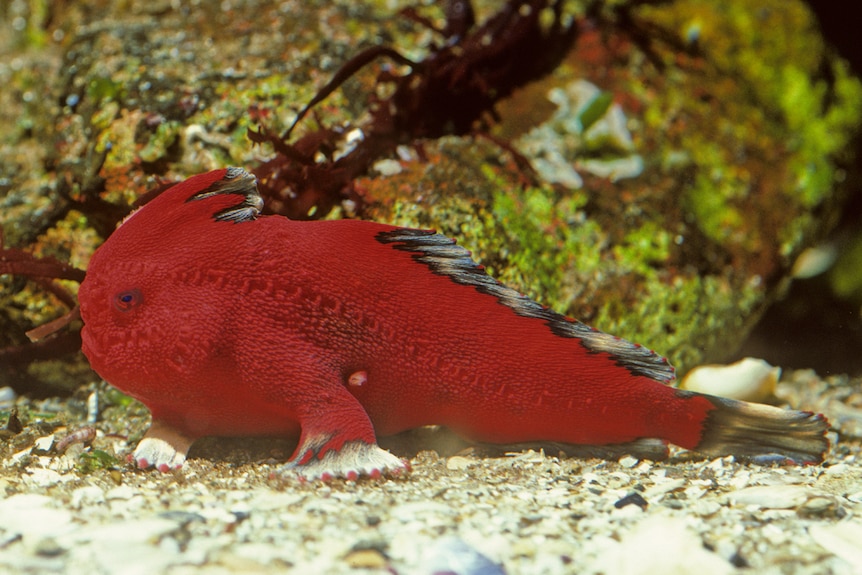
left=79, top=324, right=114, bottom=378
left=79, top=325, right=100, bottom=367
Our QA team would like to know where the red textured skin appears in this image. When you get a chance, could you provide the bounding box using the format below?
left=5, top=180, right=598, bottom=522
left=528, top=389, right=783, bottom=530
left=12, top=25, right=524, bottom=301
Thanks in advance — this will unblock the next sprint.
left=79, top=169, right=715, bottom=464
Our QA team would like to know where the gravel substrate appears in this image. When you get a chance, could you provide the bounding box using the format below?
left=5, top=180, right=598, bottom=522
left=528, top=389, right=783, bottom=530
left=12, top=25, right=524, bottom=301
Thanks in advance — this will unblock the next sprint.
left=1, top=370, right=861, bottom=575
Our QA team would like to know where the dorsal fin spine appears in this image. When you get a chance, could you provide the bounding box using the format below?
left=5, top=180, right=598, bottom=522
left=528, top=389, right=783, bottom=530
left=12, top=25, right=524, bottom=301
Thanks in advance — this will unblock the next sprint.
left=376, top=228, right=676, bottom=383
left=187, top=167, right=263, bottom=223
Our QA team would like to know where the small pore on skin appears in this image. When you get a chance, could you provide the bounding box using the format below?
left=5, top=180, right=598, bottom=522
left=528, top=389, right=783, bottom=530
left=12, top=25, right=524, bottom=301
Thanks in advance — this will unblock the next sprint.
left=348, top=371, right=368, bottom=387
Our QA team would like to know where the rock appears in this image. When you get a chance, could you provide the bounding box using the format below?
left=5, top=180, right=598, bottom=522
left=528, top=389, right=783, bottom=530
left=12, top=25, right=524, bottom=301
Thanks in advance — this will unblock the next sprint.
left=0, top=494, right=74, bottom=539
left=809, top=521, right=862, bottom=571
left=24, top=467, right=63, bottom=488
left=726, top=485, right=817, bottom=509
left=344, top=547, right=389, bottom=569
left=447, top=456, right=475, bottom=471
left=592, top=517, right=733, bottom=575
left=70, top=485, right=106, bottom=508
left=421, top=537, right=505, bottom=575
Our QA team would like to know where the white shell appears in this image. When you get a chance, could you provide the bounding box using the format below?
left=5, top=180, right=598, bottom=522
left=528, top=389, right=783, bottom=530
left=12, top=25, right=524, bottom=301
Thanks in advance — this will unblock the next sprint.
left=680, top=357, right=780, bottom=403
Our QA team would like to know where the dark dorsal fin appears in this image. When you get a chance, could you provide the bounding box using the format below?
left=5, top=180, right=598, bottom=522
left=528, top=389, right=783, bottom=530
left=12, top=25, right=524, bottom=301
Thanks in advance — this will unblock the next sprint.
left=187, top=167, right=263, bottom=223
left=376, top=228, right=676, bottom=384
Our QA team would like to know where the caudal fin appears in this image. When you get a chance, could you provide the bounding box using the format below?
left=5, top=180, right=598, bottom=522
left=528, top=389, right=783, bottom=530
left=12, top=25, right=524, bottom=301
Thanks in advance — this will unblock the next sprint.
left=695, top=395, right=829, bottom=464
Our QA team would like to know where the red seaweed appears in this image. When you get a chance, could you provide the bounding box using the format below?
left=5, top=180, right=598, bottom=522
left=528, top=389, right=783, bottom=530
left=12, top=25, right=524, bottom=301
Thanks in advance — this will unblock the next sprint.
left=252, top=0, right=579, bottom=220
left=0, top=230, right=85, bottom=368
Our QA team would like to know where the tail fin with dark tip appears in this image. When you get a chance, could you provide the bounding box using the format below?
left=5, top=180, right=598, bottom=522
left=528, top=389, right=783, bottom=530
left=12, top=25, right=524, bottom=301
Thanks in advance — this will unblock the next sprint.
left=694, top=395, right=829, bottom=464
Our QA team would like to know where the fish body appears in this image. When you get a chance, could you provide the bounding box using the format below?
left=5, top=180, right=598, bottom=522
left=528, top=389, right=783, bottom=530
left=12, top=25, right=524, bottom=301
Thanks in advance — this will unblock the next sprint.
left=78, top=168, right=828, bottom=479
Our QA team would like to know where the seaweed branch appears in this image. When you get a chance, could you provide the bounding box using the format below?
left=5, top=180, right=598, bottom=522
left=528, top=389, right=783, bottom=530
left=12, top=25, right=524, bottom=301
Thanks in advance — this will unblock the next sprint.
left=252, top=0, right=580, bottom=220
left=0, top=229, right=85, bottom=377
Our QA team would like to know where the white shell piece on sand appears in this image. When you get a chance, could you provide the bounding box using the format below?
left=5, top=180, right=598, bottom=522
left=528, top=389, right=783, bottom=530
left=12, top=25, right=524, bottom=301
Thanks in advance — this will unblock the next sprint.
left=680, top=357, right=781, bottom=403
left=726, top=485, right=818, bottom=509
left=809, top=521, right=862, bottom=571
left=592, top=516, right=734, bottom=575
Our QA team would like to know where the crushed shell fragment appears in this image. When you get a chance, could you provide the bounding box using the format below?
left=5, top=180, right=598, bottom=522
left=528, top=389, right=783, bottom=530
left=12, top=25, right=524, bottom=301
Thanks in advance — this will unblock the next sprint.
left=680, top=357, right=780, bottom=403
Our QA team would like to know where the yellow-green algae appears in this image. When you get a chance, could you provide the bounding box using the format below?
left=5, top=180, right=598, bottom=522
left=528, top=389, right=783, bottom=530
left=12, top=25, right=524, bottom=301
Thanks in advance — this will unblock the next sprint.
left=359, top=137, right=766, bottom=372
left=830, top=235, right=862, bottom=306
left=639, top=0, right=862, bottom=259
left=357, top=0, right=861, bottom=373
left=1, top=0, right=52, bottom=50
left=469, top=0, right=861, bottom=370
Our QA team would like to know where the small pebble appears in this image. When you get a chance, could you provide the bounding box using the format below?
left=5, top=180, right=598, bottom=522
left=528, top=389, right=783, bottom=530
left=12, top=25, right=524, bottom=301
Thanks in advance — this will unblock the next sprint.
left=71, top=486, right=106, bottom=508
left=618, top=455, right=639, bottom=468
left=797, top=496, right=844, bottom=519
left=447, top=456, right=474, bottom=471
left=422, top=537, right=505, bottom=575
left=25, top=467, right=63, bottom=487
left=593, top=517, right=733, bottom=575
left=727, top=485, right=813, bottom=509
left=614, top=492, right=648, bottom=510
left=33, top=537, right=65, bottom=557
left=105, top=485, right=137, bottom=501
left=372, top=158, right=403, bottom=176
left=87, top=391, right=100, bottom=424
left=345, top=548, right=388, bottom=569
left=809, top=522, right=862, bottom=569
left=32, top=434, right=55, bottom=454
left=0, top=387, right=16, bottom=410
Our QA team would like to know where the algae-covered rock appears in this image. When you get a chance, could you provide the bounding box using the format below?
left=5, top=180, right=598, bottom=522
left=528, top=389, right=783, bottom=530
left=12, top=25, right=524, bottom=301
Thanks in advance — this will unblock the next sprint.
left=361, top=0, right=862, bottom=371
left=1, top=0, right=860, bottom=395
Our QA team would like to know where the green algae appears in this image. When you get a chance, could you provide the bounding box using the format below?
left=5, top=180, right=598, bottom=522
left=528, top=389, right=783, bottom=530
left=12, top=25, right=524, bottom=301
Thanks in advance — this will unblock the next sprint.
left=86, top=75, right=127, bottom=106
left=359, top=140, right=559, bottom=297
left=483, top=176, right=761, bottom=372
left=76, top=449, right=121, bottom=474
left=365, top=149, right=762, bottom=372
left=830, top=234, right=862, bottom=305
left=593, top=272, right=763, bottom=372
left=138, top=120, right=181, bottom=164
left=613, top=221, right=673, bottom=277
left=639, top=0, right=862, bottom=267
left=683, top=164, right=746, bottom=246
left=780, top=60, right=862, bottom=208
left=484, top=175, right=603, bottom=312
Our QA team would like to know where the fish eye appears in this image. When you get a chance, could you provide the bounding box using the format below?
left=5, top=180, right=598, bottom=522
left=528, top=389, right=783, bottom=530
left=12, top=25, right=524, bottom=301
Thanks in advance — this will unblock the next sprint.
left=113, top=289, right=143, bottom=312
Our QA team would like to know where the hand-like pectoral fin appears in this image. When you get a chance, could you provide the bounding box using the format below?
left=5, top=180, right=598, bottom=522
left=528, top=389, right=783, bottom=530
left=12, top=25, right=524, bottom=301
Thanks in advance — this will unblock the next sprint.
left=133, top=419, right=196, bottom=472
left=281, top=436, right=409, bottom=481
left=276, top=390, right=409, bottom=481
